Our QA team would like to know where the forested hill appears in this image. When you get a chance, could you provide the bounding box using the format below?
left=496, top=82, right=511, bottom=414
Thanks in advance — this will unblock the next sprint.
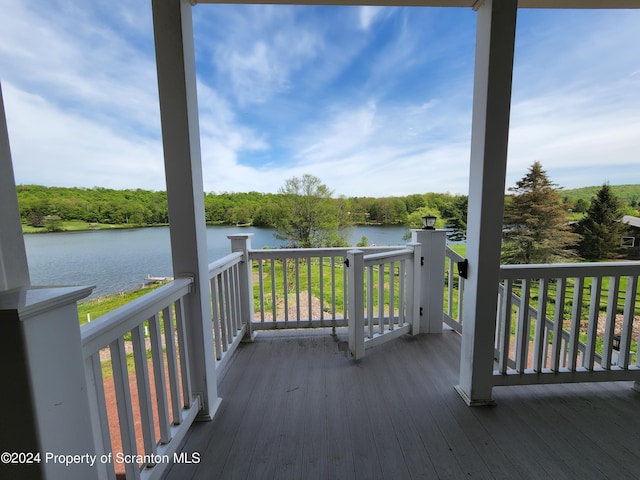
left=560, top=184, right=640, bottom=206
left=15, top=184, right=464, bottom=229
left=17, top=185, right=170, bottom=226
left=16, top=183, right=640, bottom=232
left=558, top=185, right=640, bottom=215
left=562, top=184, right=640, bottom=206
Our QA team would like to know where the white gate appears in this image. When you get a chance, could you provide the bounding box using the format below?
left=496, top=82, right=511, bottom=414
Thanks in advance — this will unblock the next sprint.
left=346, top=246, right=421, bottom=359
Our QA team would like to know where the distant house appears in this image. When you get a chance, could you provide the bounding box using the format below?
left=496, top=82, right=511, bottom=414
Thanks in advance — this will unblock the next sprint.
left=620, top=215, right=640, bottom=248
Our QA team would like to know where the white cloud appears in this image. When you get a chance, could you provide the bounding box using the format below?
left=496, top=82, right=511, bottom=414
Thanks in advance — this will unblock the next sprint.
left=359, top=6, right=385, bottom=31
left=2, top=2, right=639, bottom=199
left=508, top=86, right=640, bottom=189
left=5, top=83, right=164, bottom=190
left=197, top=5, right=323, bottom=106
left=285, top=97, right=472, bottom=196
left=507, top=9, right=640, bottom=190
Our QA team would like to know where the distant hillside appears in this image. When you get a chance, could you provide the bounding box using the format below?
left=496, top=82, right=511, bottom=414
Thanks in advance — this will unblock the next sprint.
left=562, top=184, right=640, bottom=206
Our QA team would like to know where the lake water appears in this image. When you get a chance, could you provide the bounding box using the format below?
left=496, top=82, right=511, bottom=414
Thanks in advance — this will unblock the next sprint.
left=23, top=225, right=409, bottom=299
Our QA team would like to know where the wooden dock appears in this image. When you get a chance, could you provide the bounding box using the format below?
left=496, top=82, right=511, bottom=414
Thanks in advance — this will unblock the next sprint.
left=143, top=274, right=173, bottom=284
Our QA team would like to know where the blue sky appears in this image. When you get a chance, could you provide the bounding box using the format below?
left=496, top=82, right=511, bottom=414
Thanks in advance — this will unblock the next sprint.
left=1, top=1, right=638, bottom=197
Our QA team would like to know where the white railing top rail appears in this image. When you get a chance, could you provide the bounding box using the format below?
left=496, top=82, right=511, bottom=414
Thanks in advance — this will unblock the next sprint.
left=363, top=247, right=414, bottom=266
left=446, top=245, right=465, bottom=263
left=249, top=245, right=402, bottom=260
left=208, top=251, right=243, bottom=277
left=81, top=277, right=193, bottom=358
left=500, top=261, right=640, bottom=280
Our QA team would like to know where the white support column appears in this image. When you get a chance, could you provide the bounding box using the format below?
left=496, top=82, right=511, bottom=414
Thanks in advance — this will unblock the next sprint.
left=456, top=0, right=517, bottom=406
left=0, top=286, right=97, bottom=480
left=152, top=0, right=220, bottom=420
left=0, top=82, right=30, bottom=291
left=412, top=229, right=446, bottom=334
left=228, top=234, right=256, bottom=341
left=406, top=241, right=421, bottom=335
left=347, top=249, right=365, bottom=360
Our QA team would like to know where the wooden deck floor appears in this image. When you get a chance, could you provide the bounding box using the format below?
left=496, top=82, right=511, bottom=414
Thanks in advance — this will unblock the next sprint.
left=164, top=328, right=640, bottom=480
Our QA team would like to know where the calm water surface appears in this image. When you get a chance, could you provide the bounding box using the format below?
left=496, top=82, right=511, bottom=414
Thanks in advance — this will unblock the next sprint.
left=23, top=225, right=408, bottom=299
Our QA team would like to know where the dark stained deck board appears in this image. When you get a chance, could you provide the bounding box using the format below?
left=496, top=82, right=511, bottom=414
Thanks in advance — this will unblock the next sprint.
left=299, top=335, right=331, bottom=480
left=393, top=339, right=498, bottom=480
left=272, top=336, right=319, bottom=480
left=353, top=346, right=412, bottom=480
left=163, top=328, right=640, bottom=480
left=365, top=339, right=440, bottom=480
left=527, top=381, right=640, bottom=478
left=323, top=340, right=357, bottom=479
left=234, top=334, right=301, bottom=480
left=376, top=337, right=473, bottom=480
left=504, top=384, right=630, bottom=479
left=418, top=339, right=520, bottom=480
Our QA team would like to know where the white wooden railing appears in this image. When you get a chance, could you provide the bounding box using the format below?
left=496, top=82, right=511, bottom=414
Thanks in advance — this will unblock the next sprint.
left=444, top=246, right=465, bottom=333
left=347, top=247, right=419, bottom=359
left=248, top=246, right=400, bottom=329
left=81, top=278, right=198, bottom=480
left=208, top=251, right=248, bottom=376
left=494, top=261, right=640, bottom=386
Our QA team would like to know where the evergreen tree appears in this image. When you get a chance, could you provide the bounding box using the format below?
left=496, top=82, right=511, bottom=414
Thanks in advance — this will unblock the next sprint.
left=440, top=195, right=468, bottom=241
left=502, top=161, right=577, bottom=264
left=575, top=184, right=626, bottom=260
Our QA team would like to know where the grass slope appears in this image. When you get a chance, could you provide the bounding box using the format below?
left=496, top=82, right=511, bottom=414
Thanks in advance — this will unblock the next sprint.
left=562, top=184, right=640, bottom=204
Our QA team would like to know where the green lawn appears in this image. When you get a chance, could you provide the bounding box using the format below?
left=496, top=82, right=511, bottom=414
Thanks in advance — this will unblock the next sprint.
left=78, top=283, right=165, bottom=325
left=506, top=276, right=639, bottom=362
left=78, top=283, right=168, bottom=379
left=22, top=220, right=160, bottom=233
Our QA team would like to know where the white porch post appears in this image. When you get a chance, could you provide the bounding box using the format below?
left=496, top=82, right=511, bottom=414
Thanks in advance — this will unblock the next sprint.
left=1, top=83, right=100, bottom=480
left=412, top=229, right=446, bottom=334
left=228, top=234, right=256, bottom=340
left=0, top=82, right=30, bottom=291
left=456, top=0, right=517, bottom=406
left=152, top=0, right=220, bottom=420
left=347, top=249, right=365, bottom=360
left=0, top=286, right=97, bottom=480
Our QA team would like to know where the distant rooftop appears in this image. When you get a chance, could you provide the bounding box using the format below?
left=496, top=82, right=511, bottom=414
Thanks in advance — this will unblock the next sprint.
left=621, top=215, right=640, bottom=229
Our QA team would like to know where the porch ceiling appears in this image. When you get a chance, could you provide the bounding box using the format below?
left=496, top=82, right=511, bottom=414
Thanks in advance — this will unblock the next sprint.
left=195, top=0, right=640, bottom=9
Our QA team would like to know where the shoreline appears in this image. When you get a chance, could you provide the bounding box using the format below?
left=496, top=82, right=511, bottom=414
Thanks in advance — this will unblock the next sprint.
left=22, top=220, right=397, bottom=234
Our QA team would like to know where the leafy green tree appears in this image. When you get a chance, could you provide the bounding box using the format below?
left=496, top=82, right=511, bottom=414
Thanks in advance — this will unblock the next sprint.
left=347, top=197, right=376, bottom=224
left=274, top=174, right=348, bottom=248
left=404, top=194, right=425, bottom=214
left=502, top=161, right=578, bottom=264
left=574, top=184, right=626, bottom=260
left=27, top=210, right=45, bottom=227
left=405, top=206, right=446, bottom=232
left=43, top=215, right=63, bottom=232
left=356, top=236, right=369, bottom=247
left=573, top=198, right=590, bottom=213
left=370, top=197, right=407, bottom=224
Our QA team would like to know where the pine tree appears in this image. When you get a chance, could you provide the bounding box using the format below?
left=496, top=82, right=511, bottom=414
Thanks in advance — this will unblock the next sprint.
left=502, top=161, right=578, bottom=264
left=575, top=184, right=626, bottom=260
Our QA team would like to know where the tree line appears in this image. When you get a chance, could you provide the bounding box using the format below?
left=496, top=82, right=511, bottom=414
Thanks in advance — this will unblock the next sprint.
left=17, top=185, right=169, bottom=227
left=502, top=161, right=639, bottom=263
left=17, top=168, right=640, bottom=262
left=16, top=183, right=468, bottom=235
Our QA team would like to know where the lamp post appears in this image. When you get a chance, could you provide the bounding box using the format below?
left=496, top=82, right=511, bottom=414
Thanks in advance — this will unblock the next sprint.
left=412, top=215, right=445, bottom=334
left=422, top=214, right=437, bottom=230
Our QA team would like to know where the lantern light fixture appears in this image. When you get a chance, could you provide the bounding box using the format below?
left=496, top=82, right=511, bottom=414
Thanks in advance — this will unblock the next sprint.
left=421, top=215, right=437, bottom=230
